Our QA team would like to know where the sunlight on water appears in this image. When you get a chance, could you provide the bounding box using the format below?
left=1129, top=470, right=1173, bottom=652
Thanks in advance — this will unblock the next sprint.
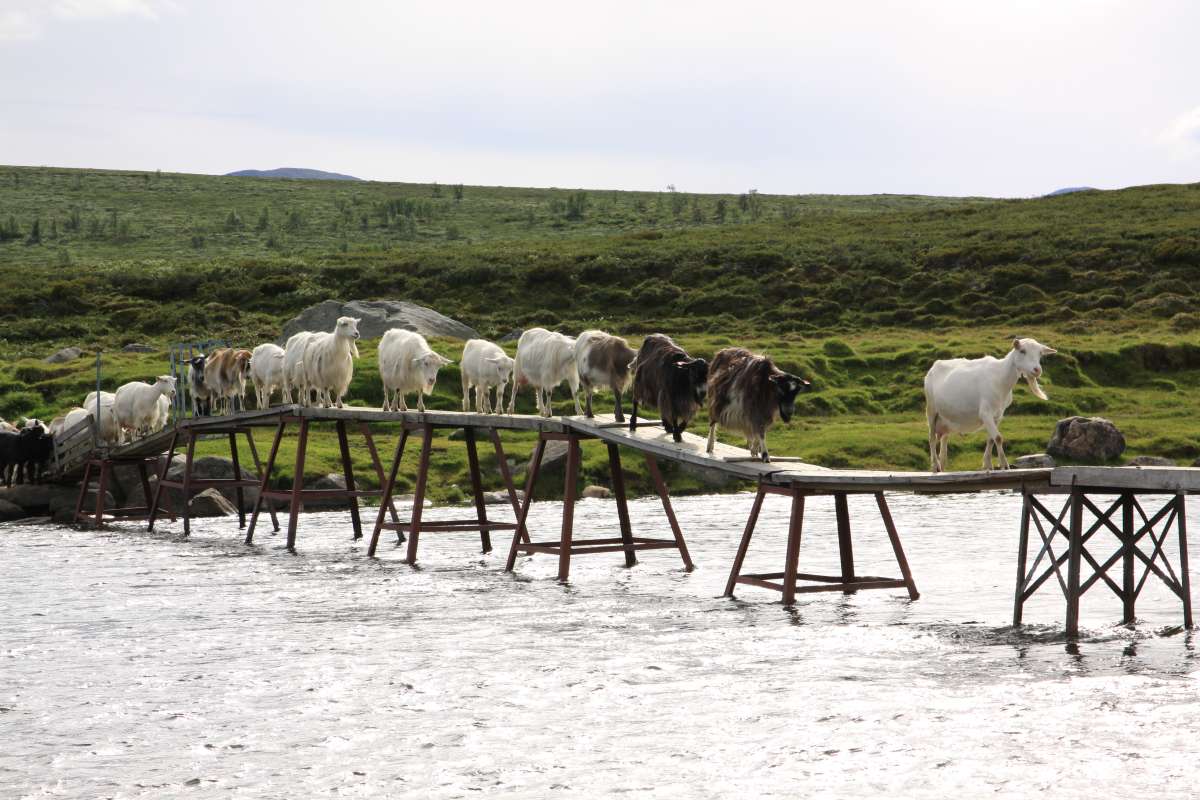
left=2, top=492, right=1198, bottom=798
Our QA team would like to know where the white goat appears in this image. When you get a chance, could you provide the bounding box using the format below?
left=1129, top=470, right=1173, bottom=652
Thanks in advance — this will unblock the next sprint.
left=114, top=376, right=178, bottom=440
left=250, top=343, right=287, bottom=409
left=77, top=392, right=126, bottom=445
left=924, top=337, right=1057, bottom=472
left=508, top=328, right=580, bottom=417
left=283, top=331, right=315, bottom=405
left=379, top=329, right=452, bottom=412
left=303, top=317, right=361, bottom=409
left=460, top=339, right=514, bottom=413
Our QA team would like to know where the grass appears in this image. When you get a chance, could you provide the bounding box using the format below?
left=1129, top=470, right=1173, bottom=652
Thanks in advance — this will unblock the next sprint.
left=1, top=165, right=1199, bottom=499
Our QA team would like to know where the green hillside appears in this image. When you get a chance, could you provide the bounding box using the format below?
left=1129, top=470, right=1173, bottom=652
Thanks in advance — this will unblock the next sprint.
left=1, top=164, right=1199, bottom=498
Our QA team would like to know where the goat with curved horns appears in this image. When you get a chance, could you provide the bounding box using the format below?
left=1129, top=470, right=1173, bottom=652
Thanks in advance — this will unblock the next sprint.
left=924, top=337, right=1057, bottom=472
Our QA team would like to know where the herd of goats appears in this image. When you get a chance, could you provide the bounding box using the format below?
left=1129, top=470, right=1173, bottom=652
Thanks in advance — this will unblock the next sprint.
left=0, top=314, right=1059, bottom=488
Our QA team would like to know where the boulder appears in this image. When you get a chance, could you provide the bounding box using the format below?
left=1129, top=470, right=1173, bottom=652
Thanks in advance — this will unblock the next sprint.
left=498, top=329, right=523, bottom=344
left=394, top=494, right=433, bottom=508
left=0, top=498, right=27, bottom=521
left=50, top=488, right=116, bottom=523
left=1125, top=455, right=1176, bottom=467
left=522, top=440, right=568, bottom=474
left=44, top=346, right=82, bottom=364
left=678, top=461, right=734, bottom=489
left=303, top=473, right=350, bottom=508
left=1046, top=416, right=1126, bottom=463
left=0, top=483, right=59, bottom=512
left=121, top=343, right=157, bottom=353
left=279, top=299, right=479, bottom=344
left=482, top=490, right=524, bottom=505
left=165, top=456, right=259, bottom=511
left=1012, top=453, right=1055, bottom=469
left=581, top=485, right=611, bottom=499
left=188, top=488, right=238, bottom=517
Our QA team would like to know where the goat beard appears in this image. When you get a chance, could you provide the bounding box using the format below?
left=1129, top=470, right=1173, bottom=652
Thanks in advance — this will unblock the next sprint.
left=1024, top=373, right=1048, bottom=401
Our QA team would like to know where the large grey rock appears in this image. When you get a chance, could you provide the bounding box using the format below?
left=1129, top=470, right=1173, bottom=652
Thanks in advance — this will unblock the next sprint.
left=50, top=488, right=116, bottom=523
left=678, top=461, right=734, bottom=489
left=121, top=343, right=157, bottom=353
left=1012, top=453, right=1055, bottom=469
left=165, top=456, right=259, bottom=511
left=279, top=299, right=479, bottom=343
left=498, top=329, right=523, bottom=344
left=0, top=498, right=27, bottom=521
left=1125, top=455, right=1176, bottom=467
left=44, top=346, right=82, bottom=363
left=0, top=484, right=59, bottom=512
left=1046, top=416, right=1126, bottom=463
left=523, top=440, right=568, bottom=474
left=482, top=490, right=524, bottom=505
left=303, top=473, right=350, bottom=508
left=189, top=488, right=238, bottom=517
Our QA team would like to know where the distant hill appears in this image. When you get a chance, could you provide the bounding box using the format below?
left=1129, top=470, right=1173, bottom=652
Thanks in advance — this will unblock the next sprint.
left=1045, top=186, right=1097, bottom=197
left=225, top=167, right=362, bottom=181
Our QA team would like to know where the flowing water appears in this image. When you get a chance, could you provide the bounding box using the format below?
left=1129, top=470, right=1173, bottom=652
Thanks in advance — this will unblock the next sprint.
left=2, top=491, right=1198, bottom=798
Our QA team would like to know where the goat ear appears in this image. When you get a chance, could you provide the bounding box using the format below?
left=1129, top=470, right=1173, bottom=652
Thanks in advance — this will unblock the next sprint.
left=1041, top=346, right=1057, bottom=356
left=1012, top=338, right=1023, bottom=352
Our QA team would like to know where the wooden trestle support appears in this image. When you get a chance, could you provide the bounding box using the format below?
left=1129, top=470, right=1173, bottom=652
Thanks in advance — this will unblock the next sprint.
left=74, top=454, right=175, bottom=528
left=244, top=415, right=397, bottom=551
left=723, top=484, right=919, bottom=604
left=147, top=421, right=281, bottom=536
left=1014, top=486, right=1193, bottom=636
left=367, top=422, right=528, bottom=563
left=503, top=430, right=694, bottom=582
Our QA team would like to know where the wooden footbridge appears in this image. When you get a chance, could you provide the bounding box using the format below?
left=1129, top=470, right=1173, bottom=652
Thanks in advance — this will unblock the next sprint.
left=53, top=405, right=1197, bottom=636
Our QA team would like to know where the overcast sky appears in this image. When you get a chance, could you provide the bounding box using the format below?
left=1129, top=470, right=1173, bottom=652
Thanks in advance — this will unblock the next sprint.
left=2, top=0, right=1198, bottom=197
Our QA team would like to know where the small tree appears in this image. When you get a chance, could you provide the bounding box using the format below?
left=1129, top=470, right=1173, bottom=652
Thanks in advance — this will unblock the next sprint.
left=452, top=183, right=464, bottom=202
left=26, top=219, right=41, bottom=245
left=714, top=198, right=727, bottom=223
left=565, top=191, right=588, bottom=221
left=431, top=182, right=442, bottom=198
left=690, top=197, right=703, bottom=224
left=256, top=206, right=270, bottom=232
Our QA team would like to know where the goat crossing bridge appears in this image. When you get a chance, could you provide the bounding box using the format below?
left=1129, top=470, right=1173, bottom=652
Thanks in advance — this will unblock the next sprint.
left=50, top=404, right=1198, bottom=637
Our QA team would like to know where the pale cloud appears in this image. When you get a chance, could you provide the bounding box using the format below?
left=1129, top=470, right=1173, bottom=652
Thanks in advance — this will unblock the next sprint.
left=0, top=0, right=171, bottom=39
left=0, top=8, right=38, bottom=40
left=1159, top=106, right=1200, bottom=161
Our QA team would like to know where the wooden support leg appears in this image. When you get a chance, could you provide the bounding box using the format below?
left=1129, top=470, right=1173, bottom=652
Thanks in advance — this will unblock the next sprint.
left=147, top=429, right=179, bottom=531
left=286, top=419, right=309, bottom=552
left=490, top=429, right=530, bottom=545
left=465, top=428, right=492, bottom=553
left=724, top=485, right=766, bottom=597
left=244, top=428, right=280, bottom=532
left=181, top=431, right=197, bottom=537
left=1065, top=488, right=1084, bottom=637
left=404, top=426, right=434, bottom=565
left=368, top=428, right=409, bottom=557
left=1014, top=490, right=1032, bottom=625
left=360, top=424, right=399, bottom=527
left=876, top=492, right=919, bottom=600
left=246, top=421, right=285, bottom=544
left=607, top=442, right=636, bottom=568
left=644, top=454, right=693, bottom=571
left=94, top=461, right=111, bottom=529
left=1177, top=492, right=1193, bottom=629
left=73, top=460, right=93, bottom=525
left=1122, top=492, right=1136, bottom=625
left=335, top=420, right=363, bottom=540
left=228, top=431, right=246, bottom=529
left=834, top=492, right=855, bottom=591
left=506, top=437, right=547, bottom=572
left=781, top=490, right=805, bottom=606
left=557, top=436, right=581, bottom=582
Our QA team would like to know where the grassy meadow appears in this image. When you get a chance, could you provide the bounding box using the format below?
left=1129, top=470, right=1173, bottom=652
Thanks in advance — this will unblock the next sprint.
left=1, top=165, right=1199, bottom=500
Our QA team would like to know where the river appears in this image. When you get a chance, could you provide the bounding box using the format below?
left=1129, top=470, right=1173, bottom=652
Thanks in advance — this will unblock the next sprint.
left=2, top=491, right=1198, bottom=798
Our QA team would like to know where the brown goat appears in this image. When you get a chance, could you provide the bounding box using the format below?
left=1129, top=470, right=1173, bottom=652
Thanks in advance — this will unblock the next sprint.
left=204, top=347, right=253, bottom=415
left=629, top=334, right=709, bottom=442
left=575, top=330, right=637, bottom=421
left=705, top=347, right=811, bottom=462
